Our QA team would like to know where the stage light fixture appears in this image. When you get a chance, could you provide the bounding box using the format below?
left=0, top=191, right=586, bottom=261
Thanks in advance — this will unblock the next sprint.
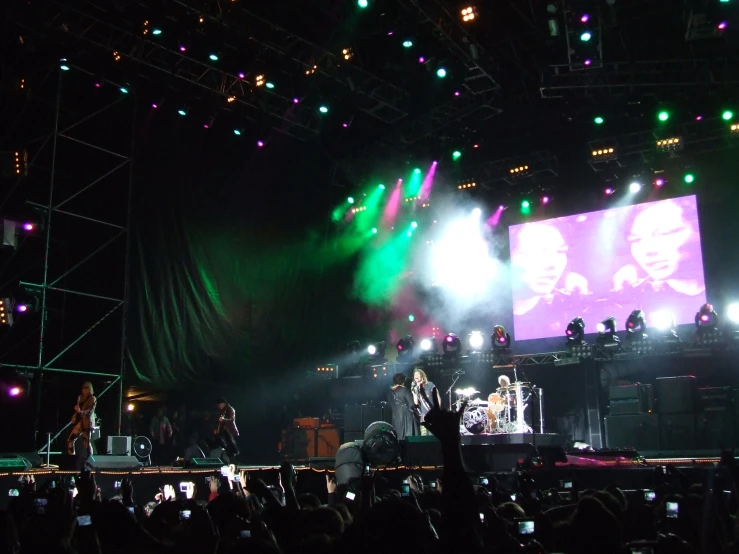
left=580, top=31, right=592, bottom=41
left=396, top=336, right=415, bottom=361
left=591, top=147, right=616, bottom=161
left=542, top=196, right=550, bottom=204
left=319, top=105, right=329, bottom=114
left=371, top=227, right=378, bottom=234
left=461, top=6, right=477, bottom=22
left=629, top=182, right=642, bottom=193
left=358, top=0, right=368, bottom=7
left=718, top=21, right=728, bottom=30
left=227, top=96, right=236, bottom=103
left=419, top=337, right=437, bottom=353
left=723, top=110, right=734, bottom=121
left=695, top=303, right=718, bottom=330
left=367, top=341, right=386, bottom=358
left=403, top=40, right=413, bottom=48
left=658, top=111, right=669, bottom=122
left=233, top=129, right=242, bottom=136
left=684, top=173, right=695, bottom=184
left=727, top=303, right=739, bottom=324
left=350, top=206, right=367, bottom=214
left=492, top=325, right=510, bottom=349
left=594, top=116, right=604, bottom=124
left=597, top=317, right=616, bottom=334
left=112, top=51, right=122, bottom=62
left=656, top=137, right=683, bottom=152
left=566, top=317, right=585, bottom=345
left=59, top=58, right=70, bottom=71
left=442, top=333, right=462, bottom=356
left=342, top=48, right=353, bottom=60
left=625, top=309, right=647, bottom=339
left=509, top=165, right=530, bottom=175
left=731, top=123, right=739, bottom=134
left=452, top=150, right=462, bottom=160
left=255, top=75, right=265, bottom=87
left=469, top=330, right=484, bottom=350
left=436, top=68, right=447, bottom=78
left=265, top=82, right=275, bottom=89
left=458, top=179, right=476, bottom=190
left=0, top=299, right=13, bottom=327
left=347, top=197, right=354, bottom=204
left=521, top=200, right=530, bottom=209
left=651, top=311, right=677, bottom=337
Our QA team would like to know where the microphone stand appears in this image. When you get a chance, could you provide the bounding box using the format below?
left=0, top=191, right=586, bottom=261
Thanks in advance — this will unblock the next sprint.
left=446, top=372, right=463, bottom=410
left=517, top=366, right=539, bottom=455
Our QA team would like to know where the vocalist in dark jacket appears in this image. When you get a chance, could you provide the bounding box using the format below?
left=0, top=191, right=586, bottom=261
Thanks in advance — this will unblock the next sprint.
left=214, top=397, right=240, bottom=459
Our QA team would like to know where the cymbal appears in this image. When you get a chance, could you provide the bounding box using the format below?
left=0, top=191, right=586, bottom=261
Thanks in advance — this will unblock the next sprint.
left=467, top=398, right=488, bottom=405
left=455, top=388, right=480, bottom=396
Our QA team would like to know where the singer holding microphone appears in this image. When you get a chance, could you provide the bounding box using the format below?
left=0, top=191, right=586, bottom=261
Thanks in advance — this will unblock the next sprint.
left=68, top=381, right=97, bottom=467
left=412, top=368, right=441, bottom=436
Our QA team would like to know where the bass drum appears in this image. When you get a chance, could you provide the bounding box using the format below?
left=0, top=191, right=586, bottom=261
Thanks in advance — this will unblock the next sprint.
left=462, top=406, right=489, bottom=435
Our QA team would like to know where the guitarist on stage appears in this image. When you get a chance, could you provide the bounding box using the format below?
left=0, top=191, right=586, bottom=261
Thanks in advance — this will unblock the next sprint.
left=214, top=397, right=240, bottom=460
left=68, top=381, right=97, bottom=460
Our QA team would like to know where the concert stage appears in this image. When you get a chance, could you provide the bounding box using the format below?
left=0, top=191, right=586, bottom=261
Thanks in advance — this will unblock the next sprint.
left=0, top=446, right=728, bottom=511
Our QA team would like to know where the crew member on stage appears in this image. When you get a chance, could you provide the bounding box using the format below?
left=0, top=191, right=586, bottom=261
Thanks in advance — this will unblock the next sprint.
left=388, top=373, right=420, bottom=439
left=412, top=368, right=441, bottom=436
left=214, top=397, right=240, bottom=460
left=68, top=382, right=97, bottom=464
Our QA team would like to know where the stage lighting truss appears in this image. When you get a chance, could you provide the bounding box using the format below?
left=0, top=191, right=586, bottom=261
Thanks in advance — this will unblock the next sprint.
left=656, top=137, right=683, bottom=153
left=458, top=180, right=477, bottom=190
left=564, top=2, right=603, bottom=69
left=590, top=147, right=617, bottom=163
left=314, top=365, right=338, bottom=378
left=351, top=205, right=367, bottom=214
left=508, top=165, right=530, bottom=177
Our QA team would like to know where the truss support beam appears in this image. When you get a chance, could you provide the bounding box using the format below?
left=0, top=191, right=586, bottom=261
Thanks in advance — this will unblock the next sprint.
left=541, top=59, right=739, bottom=98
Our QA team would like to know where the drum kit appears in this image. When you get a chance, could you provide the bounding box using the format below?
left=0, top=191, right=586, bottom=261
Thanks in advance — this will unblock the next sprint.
left=455, top=383, right=539, bottom=435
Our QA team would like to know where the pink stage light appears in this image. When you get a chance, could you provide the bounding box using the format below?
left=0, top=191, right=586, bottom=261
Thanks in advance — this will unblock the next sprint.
left=654, top=178, right=665, bottom=187
left=605, top=187, right=614, bottom=195
left=238, top=72, right=245, bottom=79
left=152, top=103, right=158, bottom=109
left=293, top=98, right=300, bottom=104
left=584, top=59, right=592, bottom=66
left=9, top=387, right=21, bottom=397
left=695, top=115, right=703, bottom=121
left=718, top=21, right=727, bottom=30
left=257, top=140, right=264, bottom=147
left=581, top=14, right=590, bottom=23
left=23, top=223, right=34, bottom=231
left=542, top=196, right=550, bottom=204
left=418, top=56, right=425, bottom=63
left=17, top=305, right=28, bottom=313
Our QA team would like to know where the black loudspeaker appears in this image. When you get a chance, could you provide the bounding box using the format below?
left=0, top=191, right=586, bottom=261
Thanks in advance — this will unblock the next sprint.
left=659, top=414, right=696, bottom=450
left=402, top=436, right=442, bottom=467
left=656, top=376, right=696, bottom=414
left=334, top=442, right=363, bottom=486
left=86, top=455, right=142, bottom=469
left=605, top=414, right=659, bottom=450
left=696, top=410, right=735, bottom=450
left=344, top=406, right=385, bottom=433
left=463, top=443, right=538, bottom=472
left=14, top=452, right=42, bottom=467
left=0, top=454, right=33, bottom=471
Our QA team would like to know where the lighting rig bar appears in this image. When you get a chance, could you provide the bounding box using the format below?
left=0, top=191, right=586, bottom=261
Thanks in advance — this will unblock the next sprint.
left=172, top=0, right=410, bottom=124
left=338, top=89, right=501, bottom=177
left=540, top=58, right=739, bottom=98
left=461, top=150, right=559, bottom=189
left=400, top=0, right=501, bottom=94
left=586, top=115, right=738, bottom=171
left=41, top=3, right=320, bottom=140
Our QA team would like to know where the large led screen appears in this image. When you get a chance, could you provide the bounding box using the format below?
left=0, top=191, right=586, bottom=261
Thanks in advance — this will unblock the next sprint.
left=509, top=195, right=706, bottom=340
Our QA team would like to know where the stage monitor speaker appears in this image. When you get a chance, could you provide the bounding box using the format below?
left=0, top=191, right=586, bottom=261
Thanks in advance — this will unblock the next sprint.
left=334, top=442, right=363, bottom=486
left=605, top=414, right=659, bottom=450
left=0, top=454, right=33, bottom=471
left=463, top=443, right=538, bottom=472
left=344, top=405, right=386, bottom=433
left=188, top=457, right=225, bottom=468
left=106, top=436, right=131, bottom=456
left=402, top=435, right=442, bottom=467
left=87, top=455, right=142, bottom=469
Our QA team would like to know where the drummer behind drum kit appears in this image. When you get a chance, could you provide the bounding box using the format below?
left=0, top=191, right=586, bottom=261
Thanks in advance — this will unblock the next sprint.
left=456, top=382, right=540, bottom=435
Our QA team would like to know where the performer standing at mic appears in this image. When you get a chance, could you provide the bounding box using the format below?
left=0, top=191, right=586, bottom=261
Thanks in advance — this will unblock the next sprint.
left=214, top=397, right=240, bottom=461
left=68, top=382, right=97, bottom=465
left=412, top=368, right=441, bottom=436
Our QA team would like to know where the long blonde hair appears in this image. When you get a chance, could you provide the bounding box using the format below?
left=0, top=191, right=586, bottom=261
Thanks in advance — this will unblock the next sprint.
left=413, top=368, right=428, bottom=385
left=82, top=381, right=94, bottom=395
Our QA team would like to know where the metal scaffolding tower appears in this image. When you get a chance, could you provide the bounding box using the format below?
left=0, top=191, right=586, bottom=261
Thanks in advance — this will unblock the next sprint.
left=1, top=61, right=133, bottom=455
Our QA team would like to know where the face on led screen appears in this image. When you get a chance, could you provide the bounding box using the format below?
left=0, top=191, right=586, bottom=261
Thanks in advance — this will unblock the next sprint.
left=509, top=195, right=706, bottom=340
